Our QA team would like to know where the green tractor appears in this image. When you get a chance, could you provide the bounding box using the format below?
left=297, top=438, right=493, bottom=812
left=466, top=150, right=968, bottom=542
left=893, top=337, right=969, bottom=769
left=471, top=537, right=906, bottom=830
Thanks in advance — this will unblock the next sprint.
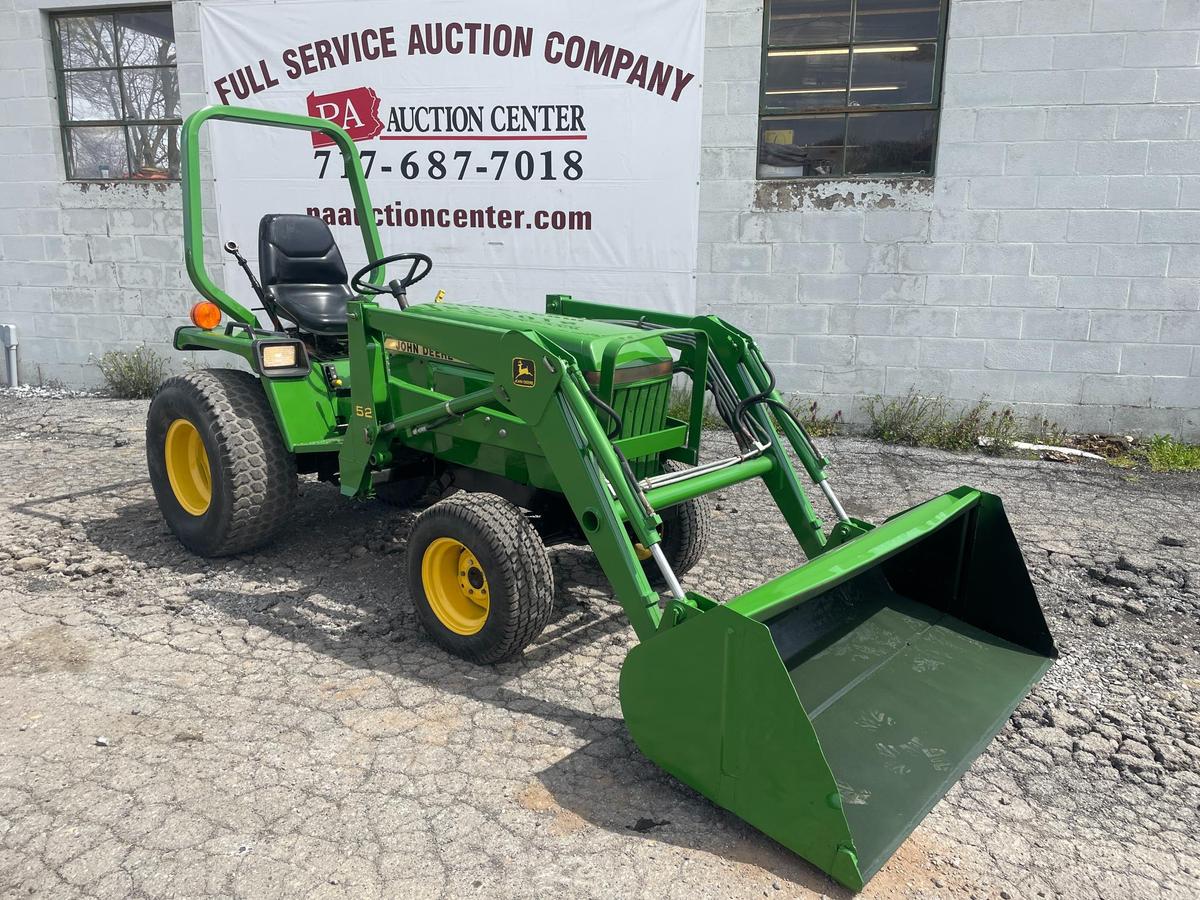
left=147, top=106, right=1056, bottom=891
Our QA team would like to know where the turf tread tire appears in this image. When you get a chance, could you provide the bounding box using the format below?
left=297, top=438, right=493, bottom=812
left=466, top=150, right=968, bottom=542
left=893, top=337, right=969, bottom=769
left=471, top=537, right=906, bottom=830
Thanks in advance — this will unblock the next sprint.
left=147, top=369, right=297, bottom=557
left=407, top=492, right=554, bottom=664
left=644, top=459, right=711, bottom=583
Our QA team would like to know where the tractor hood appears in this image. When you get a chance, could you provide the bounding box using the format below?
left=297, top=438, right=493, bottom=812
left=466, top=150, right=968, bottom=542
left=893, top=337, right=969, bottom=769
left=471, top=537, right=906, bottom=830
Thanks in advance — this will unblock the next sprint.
left=403, top=303, right=672, bottom=375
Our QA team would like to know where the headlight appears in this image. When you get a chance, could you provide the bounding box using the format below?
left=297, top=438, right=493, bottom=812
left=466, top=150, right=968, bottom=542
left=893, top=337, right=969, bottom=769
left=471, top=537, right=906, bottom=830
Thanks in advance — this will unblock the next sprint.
left=253, top=339, right=309, bottom=378
left=261, top=344, right=297, bottom=369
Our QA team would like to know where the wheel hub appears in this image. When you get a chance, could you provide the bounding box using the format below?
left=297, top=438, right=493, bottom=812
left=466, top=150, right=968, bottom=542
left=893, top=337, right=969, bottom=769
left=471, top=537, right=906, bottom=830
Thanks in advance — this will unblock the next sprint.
left=164, top=418, right=211, bottom=516
left=421, top=537, right=490, bottom=635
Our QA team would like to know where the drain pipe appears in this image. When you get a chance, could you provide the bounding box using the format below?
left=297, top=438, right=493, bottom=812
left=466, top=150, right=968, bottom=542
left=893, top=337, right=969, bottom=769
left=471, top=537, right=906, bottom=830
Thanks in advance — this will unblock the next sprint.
left=0, top=324, right=17, bottom=387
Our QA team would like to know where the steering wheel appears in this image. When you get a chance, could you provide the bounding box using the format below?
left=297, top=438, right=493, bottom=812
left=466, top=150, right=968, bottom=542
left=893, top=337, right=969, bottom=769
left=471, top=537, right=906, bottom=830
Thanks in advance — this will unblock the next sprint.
left=350, top=252, right=432, bottom=305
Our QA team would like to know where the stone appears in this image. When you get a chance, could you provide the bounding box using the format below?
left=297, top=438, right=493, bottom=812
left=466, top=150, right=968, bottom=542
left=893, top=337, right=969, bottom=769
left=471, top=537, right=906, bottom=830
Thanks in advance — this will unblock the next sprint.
left=13, top=556, right=48, bottom=571
left=1118, top=739, right=1155, bottom=760
left=1158, top=535, right=1189, bottom=547
left=1117, top=553, right=1155, bottom=574
left=1025, top=726, right=1073, bottom=752
left=1047, top=708, right=1089, bottom=735
left=1111, top=752, right=1160, bottom=774
left=1102, top=570, right=1142, bottom=589
left=1073, top=732, right=1116, bottom=756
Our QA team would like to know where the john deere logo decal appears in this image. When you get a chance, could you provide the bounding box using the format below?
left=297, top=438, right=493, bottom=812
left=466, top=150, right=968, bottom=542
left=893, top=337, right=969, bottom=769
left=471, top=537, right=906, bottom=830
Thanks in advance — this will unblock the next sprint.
left=512, top=357, right=536, bottom=388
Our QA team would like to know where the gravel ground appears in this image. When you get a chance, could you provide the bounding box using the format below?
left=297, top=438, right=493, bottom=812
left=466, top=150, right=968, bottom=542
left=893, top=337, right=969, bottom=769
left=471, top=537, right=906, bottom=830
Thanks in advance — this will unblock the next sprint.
left=1, top=390, right=1198, bottom=899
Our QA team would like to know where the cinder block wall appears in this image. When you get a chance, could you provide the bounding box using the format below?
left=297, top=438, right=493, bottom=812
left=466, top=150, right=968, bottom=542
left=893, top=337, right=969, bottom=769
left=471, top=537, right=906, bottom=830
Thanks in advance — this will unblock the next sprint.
left=0, top=0, right=209, bottom=386
left=1, top=0, right=1197, bottom=437
left=701, top=0, right=1200, bottom=437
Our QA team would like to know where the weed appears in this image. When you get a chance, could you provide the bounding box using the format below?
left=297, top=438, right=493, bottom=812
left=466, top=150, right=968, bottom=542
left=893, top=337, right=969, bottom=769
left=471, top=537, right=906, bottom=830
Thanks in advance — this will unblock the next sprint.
left=1025, top=417, right=1067, bottom=445
left=788, top=398, right=843, bottom=438
left=1141, top=435, right=1200, bottom=472
left=865, top=390, right=1019, bottom=453
left=668, top=390, right=846, bottom=437
left=667, top=389, right=725, bottom=429
left=95, top=346, right=168, bottom=399
left=1106, top=435, right=1200, bottom=472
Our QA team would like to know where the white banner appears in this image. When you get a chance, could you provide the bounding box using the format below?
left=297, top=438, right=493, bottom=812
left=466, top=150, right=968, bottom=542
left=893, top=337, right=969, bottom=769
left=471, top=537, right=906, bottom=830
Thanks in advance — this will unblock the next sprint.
left=197, top=0, right=704, bottom=317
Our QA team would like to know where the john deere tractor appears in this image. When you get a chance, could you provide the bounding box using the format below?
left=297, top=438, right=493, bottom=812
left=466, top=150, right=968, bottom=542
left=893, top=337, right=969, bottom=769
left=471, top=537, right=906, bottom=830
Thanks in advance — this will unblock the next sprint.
left=147, top=106, right=1056, bottom=891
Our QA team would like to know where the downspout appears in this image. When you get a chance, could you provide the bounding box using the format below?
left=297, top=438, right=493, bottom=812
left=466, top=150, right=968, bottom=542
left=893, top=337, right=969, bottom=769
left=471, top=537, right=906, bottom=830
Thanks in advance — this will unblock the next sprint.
left=0, top=324, right=17, bottom=387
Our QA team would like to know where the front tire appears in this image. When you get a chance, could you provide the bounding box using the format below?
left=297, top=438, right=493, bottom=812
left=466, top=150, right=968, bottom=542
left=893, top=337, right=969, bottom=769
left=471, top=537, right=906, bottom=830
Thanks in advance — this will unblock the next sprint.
left=640, top=459, right=711, bottom=585
left=407, top=492, right=554, bottom=664
left=147, top=369, right=296, bottom=557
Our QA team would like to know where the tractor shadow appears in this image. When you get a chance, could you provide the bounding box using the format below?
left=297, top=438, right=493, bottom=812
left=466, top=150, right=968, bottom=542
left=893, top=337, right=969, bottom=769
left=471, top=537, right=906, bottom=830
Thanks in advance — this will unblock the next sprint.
left=72, top=483, right=849, bottom=896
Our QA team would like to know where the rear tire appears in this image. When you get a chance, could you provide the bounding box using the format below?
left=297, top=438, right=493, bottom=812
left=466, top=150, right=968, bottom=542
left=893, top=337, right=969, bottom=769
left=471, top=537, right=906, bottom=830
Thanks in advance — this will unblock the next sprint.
left=147, top=369, right=296, bottom=557
left=406, top=492, right=554, bottom=664
left=641, top=459, right=711, bottom=585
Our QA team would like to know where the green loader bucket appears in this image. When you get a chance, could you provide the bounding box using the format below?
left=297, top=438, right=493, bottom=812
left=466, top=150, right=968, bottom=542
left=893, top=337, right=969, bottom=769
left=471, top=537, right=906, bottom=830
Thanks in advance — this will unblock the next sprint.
left=620, top=486, right=1056, bottom=891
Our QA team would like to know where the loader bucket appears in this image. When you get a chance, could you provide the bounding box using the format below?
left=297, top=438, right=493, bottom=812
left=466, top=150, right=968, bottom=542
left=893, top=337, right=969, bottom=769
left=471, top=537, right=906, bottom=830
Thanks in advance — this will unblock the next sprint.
left=619, top=487, right=1056, bottom=891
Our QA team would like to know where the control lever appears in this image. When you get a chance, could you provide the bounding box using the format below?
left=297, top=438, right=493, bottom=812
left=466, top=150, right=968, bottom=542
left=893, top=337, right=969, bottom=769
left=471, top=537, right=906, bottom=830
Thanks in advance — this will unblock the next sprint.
left=223, top=241, right=284, bottom=331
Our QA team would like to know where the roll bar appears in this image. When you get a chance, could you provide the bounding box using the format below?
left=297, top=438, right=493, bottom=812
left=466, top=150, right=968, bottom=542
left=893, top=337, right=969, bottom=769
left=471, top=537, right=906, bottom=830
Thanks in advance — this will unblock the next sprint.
left=181, top=105, right=386, bottom=325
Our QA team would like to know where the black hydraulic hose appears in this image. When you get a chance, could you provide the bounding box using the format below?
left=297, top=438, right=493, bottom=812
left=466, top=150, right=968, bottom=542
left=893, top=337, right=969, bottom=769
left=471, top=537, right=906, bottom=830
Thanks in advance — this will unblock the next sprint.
left=676, top=361, right=749, bottom=447
left=581, top=378, right=655, bottom=516
left=732, top=353, right=776, bottom=438
left=758, top=396, right=823, bottom=454
left=616, top=319, right=757, bottom=448
left=603, top=316, right=824, bottom=460
left=736, top=352, right=828, bottom=463
left=582, top=382, right=624, bottom=440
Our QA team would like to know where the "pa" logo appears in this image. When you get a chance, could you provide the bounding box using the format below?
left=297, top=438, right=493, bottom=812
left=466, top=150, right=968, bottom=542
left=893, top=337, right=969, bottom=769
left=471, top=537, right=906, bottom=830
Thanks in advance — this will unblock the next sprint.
left=307, top=87, right=384, bottom=147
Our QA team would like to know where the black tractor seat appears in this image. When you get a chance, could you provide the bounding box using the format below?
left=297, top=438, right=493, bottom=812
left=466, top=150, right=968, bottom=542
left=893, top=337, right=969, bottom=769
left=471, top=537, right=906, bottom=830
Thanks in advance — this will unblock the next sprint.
left=259, top=214, right=354, bottom=335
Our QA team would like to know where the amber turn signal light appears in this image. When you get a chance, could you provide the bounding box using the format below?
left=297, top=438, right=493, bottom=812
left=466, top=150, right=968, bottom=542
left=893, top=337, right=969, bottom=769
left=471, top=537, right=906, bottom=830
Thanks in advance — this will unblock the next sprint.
left=190, top=301, right=221, bottom=330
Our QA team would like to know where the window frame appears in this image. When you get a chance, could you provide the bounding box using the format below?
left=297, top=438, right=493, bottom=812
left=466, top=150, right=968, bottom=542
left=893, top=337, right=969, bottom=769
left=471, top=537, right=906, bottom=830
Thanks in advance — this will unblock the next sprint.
left=757, top=0, right=951, bottom=180
left=49, top=4, right=181, bottom=183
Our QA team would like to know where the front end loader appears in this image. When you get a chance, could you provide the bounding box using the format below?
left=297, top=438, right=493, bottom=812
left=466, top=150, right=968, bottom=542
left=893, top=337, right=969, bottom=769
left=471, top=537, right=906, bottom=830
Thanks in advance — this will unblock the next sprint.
left=148, top=105, right=1056, bottom=891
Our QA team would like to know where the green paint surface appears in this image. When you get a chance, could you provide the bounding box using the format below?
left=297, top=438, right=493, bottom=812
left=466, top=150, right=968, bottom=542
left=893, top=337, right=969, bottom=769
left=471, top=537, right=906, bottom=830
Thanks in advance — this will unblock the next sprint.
left=773, top=570, right=1052, bottom=881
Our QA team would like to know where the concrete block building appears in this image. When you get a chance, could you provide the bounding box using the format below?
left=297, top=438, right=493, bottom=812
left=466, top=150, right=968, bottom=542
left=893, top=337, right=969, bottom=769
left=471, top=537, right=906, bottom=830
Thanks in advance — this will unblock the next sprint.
left=2, top=0, right=1198, bottom=436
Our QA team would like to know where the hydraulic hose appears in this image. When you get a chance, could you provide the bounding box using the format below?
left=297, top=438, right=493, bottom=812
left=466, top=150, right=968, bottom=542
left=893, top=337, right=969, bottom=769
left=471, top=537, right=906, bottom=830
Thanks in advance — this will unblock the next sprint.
left=582, top=382, right=623, bottom=440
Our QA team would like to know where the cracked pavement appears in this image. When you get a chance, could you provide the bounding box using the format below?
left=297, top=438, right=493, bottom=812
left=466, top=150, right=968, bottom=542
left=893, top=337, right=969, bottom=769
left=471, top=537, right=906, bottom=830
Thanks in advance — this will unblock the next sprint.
left=1, top=390, right=1198, bottom=899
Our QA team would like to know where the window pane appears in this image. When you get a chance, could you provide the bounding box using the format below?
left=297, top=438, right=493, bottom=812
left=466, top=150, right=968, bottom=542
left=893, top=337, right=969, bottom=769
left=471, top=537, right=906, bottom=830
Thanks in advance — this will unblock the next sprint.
left=56, top=15, right=116, bottom=69
left=768, top=0, right=851, bottom=47
left=116, top=10, right=176, bottom=66
left=128, top=123, right=180, bottom=179
left=764, top=49, right=850, bottom=113
left=64, top=70, right=123, bottom=121
left=122, top=68, right=180, bottom=120
left=67, top=126, right=130, bottom=179
left=759, top=115, right=846, bottom=178
left=855, top=0, right=942, bottom=42
left=849, top=42, right=936, bottom=107
left=845, top=109, right=936, bottom=175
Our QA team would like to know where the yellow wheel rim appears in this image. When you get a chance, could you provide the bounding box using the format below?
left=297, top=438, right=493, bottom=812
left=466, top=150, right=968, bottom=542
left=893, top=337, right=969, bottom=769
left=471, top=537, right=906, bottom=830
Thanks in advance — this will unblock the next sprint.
left=164, top=418, right=212, bottom=516
left=421, top=537, right=490, bottom=635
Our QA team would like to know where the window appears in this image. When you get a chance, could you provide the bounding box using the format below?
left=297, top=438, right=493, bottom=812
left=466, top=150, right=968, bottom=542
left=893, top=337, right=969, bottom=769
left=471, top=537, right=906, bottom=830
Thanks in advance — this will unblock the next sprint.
left=758, top=0, right=947, bottom=179
left=51, top=7, right=180, bottom=181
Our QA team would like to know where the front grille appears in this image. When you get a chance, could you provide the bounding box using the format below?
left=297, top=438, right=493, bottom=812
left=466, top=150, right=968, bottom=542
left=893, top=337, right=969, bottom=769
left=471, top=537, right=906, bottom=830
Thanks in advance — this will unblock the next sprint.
left=610, top=376, right=671, bottom=477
